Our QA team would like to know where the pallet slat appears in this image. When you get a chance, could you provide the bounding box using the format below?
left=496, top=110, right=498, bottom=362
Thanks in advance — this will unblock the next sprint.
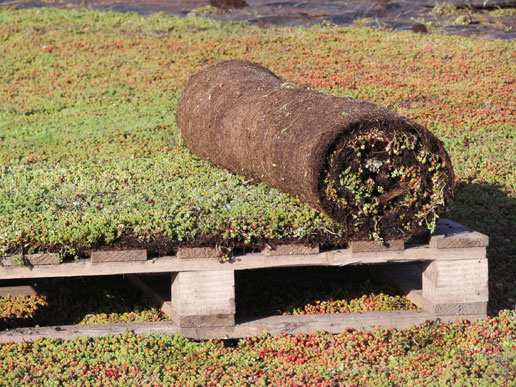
left=0, top=311, right=487, bottom=343
left=26, top=253, right=61, bottom=266
left=262, top=244, right=320, bottom=256
left=0, top=246, right=487, bottom=280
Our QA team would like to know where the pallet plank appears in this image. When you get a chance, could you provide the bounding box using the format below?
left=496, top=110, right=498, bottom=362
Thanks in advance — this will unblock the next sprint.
left=0, top=311, right=487, bottom=343
left=0, top=246, right=487, bottom=280
left=262, top=244, right=320, bottom=256
left=91, top=249, right=147, bottom=263
left=430, top=219, right=488, bottom=249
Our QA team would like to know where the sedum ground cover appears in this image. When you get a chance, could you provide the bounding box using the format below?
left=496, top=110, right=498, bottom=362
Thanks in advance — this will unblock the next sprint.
left=0, top=8, right=515, bottom=384
left=0, top=8, right=514, bottom=309
left=0, top=311, right=514, bottom=385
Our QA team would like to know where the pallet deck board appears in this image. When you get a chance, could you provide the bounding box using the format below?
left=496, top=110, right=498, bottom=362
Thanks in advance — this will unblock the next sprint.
left=176, top=247, right=223, bottom=259
left=262, top=244, right=320, bottom=256
left=350, top=239, right=404, bottom=253
left=429, top=218, right=488, bottom=249
left=26, top=253, right=61, bottom=266
left=0, top=310, right=487, bottom=343
left=0, top=246, right=487, bottom=280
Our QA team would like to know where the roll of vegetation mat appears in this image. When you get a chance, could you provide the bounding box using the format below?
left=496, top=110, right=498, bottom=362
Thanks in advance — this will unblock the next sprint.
left=177, top=60, right=454, bottom=241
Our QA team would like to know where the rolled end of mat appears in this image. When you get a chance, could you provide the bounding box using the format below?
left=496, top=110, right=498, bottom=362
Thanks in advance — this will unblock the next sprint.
left=177, top=60, right=454, bottom=241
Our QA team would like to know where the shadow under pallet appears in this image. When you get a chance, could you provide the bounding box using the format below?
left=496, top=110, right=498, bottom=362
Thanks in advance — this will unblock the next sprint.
left=0, top=219, right=489, bottom=342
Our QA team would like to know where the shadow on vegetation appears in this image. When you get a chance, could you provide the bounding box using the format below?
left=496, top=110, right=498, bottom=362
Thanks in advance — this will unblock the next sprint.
left=236, top=266, right=415, bottom=321
left=0, top=276, right=165, bottom=330
left=448, top=182, right=516, bottom=313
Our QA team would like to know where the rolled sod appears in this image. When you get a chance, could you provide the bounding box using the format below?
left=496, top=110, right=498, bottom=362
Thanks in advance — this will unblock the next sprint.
left=177, top=60, right=454, bottom=241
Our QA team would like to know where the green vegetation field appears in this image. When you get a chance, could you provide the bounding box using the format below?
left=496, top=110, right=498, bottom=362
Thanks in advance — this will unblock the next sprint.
left=0, top=8, right=515, bottom=384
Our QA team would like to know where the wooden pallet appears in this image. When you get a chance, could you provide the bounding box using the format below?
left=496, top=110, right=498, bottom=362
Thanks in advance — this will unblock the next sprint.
left=0, top=219, right=489, bottom=342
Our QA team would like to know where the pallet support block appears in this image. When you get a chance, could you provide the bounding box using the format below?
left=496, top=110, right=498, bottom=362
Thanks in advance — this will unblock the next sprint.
left=91, top=249, right=147, bottom=263
left=171, top=271, right=235, bottom=328
left=422, top=259, right=488, bottom=316
left=262, top=244, right=320, bottom=256
left=350, top=239, right=404, bottom=253
left=176, top=247, right=223, bottom=259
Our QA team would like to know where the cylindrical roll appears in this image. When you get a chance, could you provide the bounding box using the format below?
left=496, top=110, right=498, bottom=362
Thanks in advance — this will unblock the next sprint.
left=177, top=60, right=454, bottom=240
